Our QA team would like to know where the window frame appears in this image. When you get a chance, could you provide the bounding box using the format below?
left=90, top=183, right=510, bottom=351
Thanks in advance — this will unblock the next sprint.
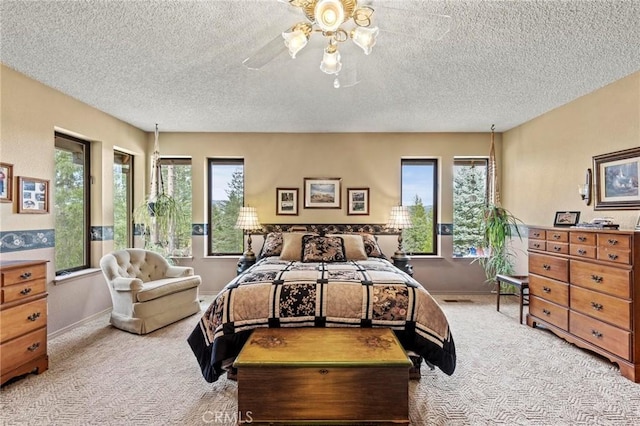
left=54, top=132, right=91, bottom=275
left=157, top=157, right=193, bottom=257
left=207, top=158, right=245, bottom=256
left=400, top=158, right=439, bottom=256
left=113, top=150, right=133, bottom=250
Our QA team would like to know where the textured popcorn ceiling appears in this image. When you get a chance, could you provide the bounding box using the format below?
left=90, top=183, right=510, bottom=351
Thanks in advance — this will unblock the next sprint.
left=1, top=0, right=639, bottom=133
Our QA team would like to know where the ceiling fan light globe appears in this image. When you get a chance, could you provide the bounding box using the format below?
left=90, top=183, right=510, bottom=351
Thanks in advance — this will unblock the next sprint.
left=352, top=26, right=379, bottom=55
left=282, top=29, right=308, bottom=58
left=320, top=48, right=342, bottom=75
left=315, top=0, right=345, bottom=32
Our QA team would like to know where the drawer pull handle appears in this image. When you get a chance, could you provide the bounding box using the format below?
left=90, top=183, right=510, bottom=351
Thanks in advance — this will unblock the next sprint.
left=542, top=309, right=551, bottom=316
left=607, top=253, right=619, bottom=260
left=577, top=249, right=587, bottom=255
left=590, top=302, right=603, bottom=311
left=533, top=233, right=540, bottom=238
left=27, top=312, right=41, bottom=321
left=533, top=243, right=541, bottom=248
left=20, top=272, right=32, bottom=279
left=552, top=234, right=561, bottom=240
left=591, top=275, right=603, bottom=283
left=543, top=286, right=551, bottom=293
left=578, top=236, right=587, bottom=242
left=20, top=287, right=33, bottom=295
left=553, top=246, right=562, bottom=252
left=607, top=239, right=618, bottom=246
left=591, top=330, right=603, bottom=339
left=543, top=264, right=551, bottom=270
left=319, top=369, right=329, bottom=375
left=27, top=342, right=41, bottom=352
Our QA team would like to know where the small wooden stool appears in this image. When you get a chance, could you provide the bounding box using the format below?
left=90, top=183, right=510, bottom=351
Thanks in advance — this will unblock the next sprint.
left=496, top=274, right=529, bottom=324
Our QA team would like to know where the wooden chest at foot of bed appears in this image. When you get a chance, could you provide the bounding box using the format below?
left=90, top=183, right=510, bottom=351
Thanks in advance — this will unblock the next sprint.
left=234, top=327, right=412, bottom=425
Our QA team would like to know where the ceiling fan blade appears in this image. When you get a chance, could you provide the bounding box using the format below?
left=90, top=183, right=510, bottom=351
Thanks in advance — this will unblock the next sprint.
left=242, top=33, right=289, bottom=70
left=373, top=5, right=451, bottom=41
left=334, top=60, right=361, bottom=88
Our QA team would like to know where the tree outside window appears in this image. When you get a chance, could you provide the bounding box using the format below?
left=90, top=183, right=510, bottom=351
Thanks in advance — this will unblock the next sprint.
left=401, top=159, right=438, bottom=255
left=453, top=158, right=487, bottom=257
left=209, top=160, right=244, bottom=255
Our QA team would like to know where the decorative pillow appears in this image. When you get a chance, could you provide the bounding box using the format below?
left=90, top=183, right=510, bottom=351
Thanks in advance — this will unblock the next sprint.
left=361, top=233, right=384, bottom=258
left=327, top=234, right=367, bottom=260
left=259, top=232, right=283, bottom=258
left=301, top=235, right=346, bottom=263
left=280, top=233, right=310, bottom=261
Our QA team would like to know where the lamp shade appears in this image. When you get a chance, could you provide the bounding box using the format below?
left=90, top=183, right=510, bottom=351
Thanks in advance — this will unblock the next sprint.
left=282, top=28, right=309, bottom=58
left=351, top=26, right=379, bottom=55
left=315, top=0, right=345, bottom=32
left=235, top=207, right=261, bottom=231
left=320, top=47, right=342, bottom=75
left=386, top=206, right=412, bottom=229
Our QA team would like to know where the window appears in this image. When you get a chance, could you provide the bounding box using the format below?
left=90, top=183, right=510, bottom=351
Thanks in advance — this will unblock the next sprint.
left=158, top=158, right=192, bottom=257
left=401, top=159, right=438, bottom=255
left=113, top=151, right=133, bottom=250
left=54, top=133, right=90, bottom=274
left=208, top=159, right=244, bottom=255
left=453, top=158, right=488, bottom=257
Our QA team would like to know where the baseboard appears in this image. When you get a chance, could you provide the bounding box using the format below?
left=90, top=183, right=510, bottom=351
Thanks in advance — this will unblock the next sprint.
left=48, top=307, right=112, bottom=339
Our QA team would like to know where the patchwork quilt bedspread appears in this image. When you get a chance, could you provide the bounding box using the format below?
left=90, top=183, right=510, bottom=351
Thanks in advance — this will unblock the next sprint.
left=188, top=256, right=456, bottom=383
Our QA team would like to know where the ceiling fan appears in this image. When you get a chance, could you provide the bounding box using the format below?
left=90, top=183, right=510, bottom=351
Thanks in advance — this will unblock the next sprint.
left=242, top=0, right=451, bottom=88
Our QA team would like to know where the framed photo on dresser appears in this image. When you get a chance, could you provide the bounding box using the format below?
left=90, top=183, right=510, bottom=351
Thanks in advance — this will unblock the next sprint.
left=553, top=211, right=580, bottom=227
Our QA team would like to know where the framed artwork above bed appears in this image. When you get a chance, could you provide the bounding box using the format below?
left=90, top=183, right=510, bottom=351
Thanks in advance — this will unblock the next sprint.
left=304, top=177, right=341, bottom=209
left=347, top=188, right=369, bottom=215
left=276, top=188, right=298, bottom=215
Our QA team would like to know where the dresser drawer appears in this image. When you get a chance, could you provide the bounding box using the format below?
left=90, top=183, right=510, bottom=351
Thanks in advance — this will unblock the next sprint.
left=569, top=311, right=631, bottom=360
left=529, top=275, right=568, bottom=306
left=2, top=278, right=46, bottom=304
left=570, top=244, right=596, bottom=259
left=529, top=253, right=569, bottom=282
left=570, top=232, right=596, bottom=246
left=546, top=242, right=569, bottom=255
left=528, top=229, right=546, bottom=240
left=569, top=260, right=631, bottom=299
left=546, top=230, right=568, bottom=243
left=1, top=263, right=46, bottom=287
left=0, top=298, right=47, bottom=342
left=570, top=285, right=631, bottom=330
left=530, top=296, right=568, bottom=330
left=528, top=240, right=546, bottom=251
left=597, top=247, right=631, bottom=265
left=597, top=233, right=631, bottom=250
left=0, top=327, right=47, bottom=373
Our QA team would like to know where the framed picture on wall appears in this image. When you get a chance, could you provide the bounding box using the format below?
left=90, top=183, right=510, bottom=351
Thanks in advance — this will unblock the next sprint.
left=553, top=211, right=580, bottom=227
left=593, top=147, right=640, bottom=210
left=0, top=163, right=13, bottom=203
left=276, top=188, right=299, bottom=215
left=347, top=188, right=369, bottom=215
left=18, top=176, right=49, bottom=214
left=304, top=177, right=341, bottom=209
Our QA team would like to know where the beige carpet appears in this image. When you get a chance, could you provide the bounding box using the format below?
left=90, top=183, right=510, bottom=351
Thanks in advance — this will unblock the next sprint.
left=2, top=295, right=640, bottom=425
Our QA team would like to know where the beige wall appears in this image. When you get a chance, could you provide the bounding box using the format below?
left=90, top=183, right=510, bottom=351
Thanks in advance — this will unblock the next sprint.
left=502, top=71, right=640, bottom=273
left=1, top=64, right=147, bottom=334
left=503, top=71, right=640, bottom=227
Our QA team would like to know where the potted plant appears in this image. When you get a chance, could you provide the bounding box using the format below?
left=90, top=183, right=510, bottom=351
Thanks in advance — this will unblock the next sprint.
left=474, top=204, right=524, bottom=285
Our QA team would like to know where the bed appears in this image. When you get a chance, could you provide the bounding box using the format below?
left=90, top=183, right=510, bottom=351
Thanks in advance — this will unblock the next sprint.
left=188, top=231, right=456, bottom=383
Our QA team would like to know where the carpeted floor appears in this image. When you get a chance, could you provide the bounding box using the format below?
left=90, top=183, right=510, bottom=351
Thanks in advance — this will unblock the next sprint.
left=2, top=294, right=639, bottom=425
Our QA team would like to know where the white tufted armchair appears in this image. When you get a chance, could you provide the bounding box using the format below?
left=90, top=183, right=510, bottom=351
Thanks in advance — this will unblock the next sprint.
left=100, top=249, right=201, bottom=334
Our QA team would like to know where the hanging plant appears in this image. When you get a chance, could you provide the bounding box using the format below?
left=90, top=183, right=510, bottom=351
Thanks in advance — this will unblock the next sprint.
left=134, top=124, right=186, bottom=255
left=473, top=204, right=523, bottom=284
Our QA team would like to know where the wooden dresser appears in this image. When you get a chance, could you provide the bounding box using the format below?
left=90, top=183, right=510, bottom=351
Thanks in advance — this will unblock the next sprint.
left=1, top=260, right=49, bottom=385
left=527, top=227, right=639, bottom=382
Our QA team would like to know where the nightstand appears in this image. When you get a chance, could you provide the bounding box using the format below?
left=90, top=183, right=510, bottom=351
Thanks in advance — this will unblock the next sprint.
left=392, top=256, right=413, bottom=277
left=236, top=257, right=256, bottom=275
